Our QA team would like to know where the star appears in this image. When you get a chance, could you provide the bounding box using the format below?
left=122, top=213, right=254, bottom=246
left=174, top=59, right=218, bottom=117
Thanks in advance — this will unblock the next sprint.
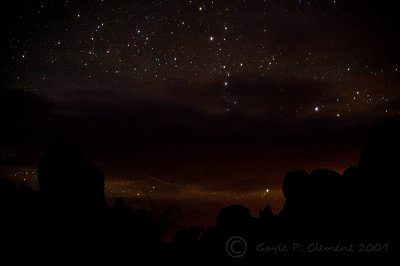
left=3, top=0, right=399, bottom=214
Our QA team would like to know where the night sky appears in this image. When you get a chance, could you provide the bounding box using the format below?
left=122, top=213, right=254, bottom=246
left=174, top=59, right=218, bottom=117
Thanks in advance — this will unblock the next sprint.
left=1, top=0, right=400, bottom=224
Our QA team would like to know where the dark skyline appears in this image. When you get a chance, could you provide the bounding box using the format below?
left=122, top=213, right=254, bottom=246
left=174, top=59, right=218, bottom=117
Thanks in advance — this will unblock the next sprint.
left=1, top=0, right=400, bottom=223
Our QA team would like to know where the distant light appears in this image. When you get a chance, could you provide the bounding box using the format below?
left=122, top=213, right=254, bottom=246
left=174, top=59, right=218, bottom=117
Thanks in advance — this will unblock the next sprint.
left=209, top=36, right=214, bottom=41
left=199, top=6, right=203, bottom=11
left=336, top=113, right=341, bottom=117
left=314, top=106, right=319, bottom=112
left=224, top=81, right=228, bottom=86
left=266, top=189, right=270, bottom=193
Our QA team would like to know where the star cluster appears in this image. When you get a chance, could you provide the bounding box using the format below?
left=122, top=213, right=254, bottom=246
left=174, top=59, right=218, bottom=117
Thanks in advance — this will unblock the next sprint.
left=1, top=1, right=400, bottom=218
left=3, top=0, right=399, bottom=119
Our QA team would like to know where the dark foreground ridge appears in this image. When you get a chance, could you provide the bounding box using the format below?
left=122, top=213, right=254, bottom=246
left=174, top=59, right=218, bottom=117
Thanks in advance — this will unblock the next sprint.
left=1, top=123, right=397, bottom=263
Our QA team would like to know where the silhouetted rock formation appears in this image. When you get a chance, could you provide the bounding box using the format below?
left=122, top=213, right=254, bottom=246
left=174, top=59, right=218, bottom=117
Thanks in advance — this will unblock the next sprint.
left=1, top=123, right=397, bottom=261
left=217, top=204, right=253, bottom=231
left=0, top=177, right=16, bottom=214
left=259, top=205, right=273, bottom=223
left=38, top=139, right=106, bottom=213
left=347, top=122, right=399, bottom=238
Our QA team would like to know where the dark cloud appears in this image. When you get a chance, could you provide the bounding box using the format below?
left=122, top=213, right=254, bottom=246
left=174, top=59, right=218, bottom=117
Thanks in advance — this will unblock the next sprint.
left=0, top=89, right=51, bottom=149
left=1, top=0, right=399, bottom=201
left=126, top=75, right=331, bottom=120
left=0, top=81, right=390, bottom=192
